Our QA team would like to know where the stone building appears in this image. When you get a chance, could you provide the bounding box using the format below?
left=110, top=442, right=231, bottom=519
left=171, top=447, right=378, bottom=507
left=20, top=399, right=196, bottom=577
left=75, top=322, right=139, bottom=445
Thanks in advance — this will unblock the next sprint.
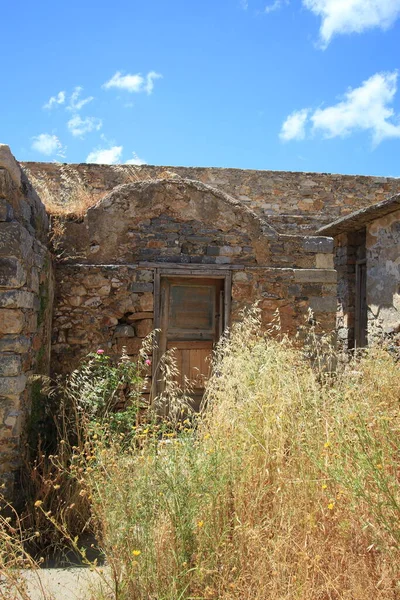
left=318, top=193, right=400, bottom=350
left=1, top=142, right=400, bottom=493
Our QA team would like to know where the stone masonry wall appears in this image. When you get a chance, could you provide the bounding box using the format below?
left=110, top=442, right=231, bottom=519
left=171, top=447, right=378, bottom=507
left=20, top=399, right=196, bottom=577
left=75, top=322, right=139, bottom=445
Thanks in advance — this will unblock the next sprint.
left=0, top=146, right=53, bottom=494
left=52, top=265, right=336, bottom=378
left=22, top=162, right=400, bottom=234
left=51, top=177, right=337, bottom=377
left=366, top=210, right=400, bottom=342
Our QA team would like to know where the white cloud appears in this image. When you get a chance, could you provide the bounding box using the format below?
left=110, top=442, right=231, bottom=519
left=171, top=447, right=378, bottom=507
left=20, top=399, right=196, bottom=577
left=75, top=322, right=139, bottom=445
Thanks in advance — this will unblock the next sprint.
left=265, top=0, right=287, bottom=14
left=43, top=91, right=66, bottom=110
left=311, top=72, right=400, bottom=144
left=86, top=145, right=123, bottom=164
left=67, top=114, right=103, bottom=137
left=280, top=71, right=400, bottom=145
left=31, top=133, right=64, bottom=156
left=67, top=87, right=94, bottom=111
left=103, top=71, right=162, bottom=94
left=240, top=0, right=248, bottom=8
left=303, top=0, right=400, bottom=47
left=280, top=108, right=310, bottom=141
left=125, top=152, right=146, bottom=165
left=144, top=71, right=162, bottom=94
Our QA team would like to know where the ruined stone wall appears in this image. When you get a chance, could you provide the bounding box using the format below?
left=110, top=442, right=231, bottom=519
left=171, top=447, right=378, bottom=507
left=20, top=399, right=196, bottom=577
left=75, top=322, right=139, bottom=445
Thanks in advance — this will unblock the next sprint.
left=366, top=210, right=400, bottom=342
left=52, top=264, right=336, bottom=377
left=51, top=178, right=337, bottom=376
left=0, top=146, right=53, bottom=493
left=22, top=162, right=400, bottom=234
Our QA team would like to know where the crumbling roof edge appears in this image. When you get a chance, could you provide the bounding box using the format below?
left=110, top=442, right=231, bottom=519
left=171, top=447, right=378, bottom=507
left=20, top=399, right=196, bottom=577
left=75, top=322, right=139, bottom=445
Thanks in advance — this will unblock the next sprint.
left=316, top=193, right=400, bottom=237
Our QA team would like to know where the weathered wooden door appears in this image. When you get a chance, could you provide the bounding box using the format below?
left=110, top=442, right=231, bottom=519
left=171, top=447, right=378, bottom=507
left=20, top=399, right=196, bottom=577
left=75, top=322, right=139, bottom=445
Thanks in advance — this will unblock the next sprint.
left=158, top=277, right=224, bottom=409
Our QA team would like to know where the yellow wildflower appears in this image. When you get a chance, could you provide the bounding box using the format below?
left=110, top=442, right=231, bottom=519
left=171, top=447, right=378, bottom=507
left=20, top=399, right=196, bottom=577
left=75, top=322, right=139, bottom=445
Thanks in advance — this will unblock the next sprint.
left=197, top=520, right=204, bottom=528
left=34, top=500, right=43, bottom=508
left=327, top=502, right=335, bottom=510
left=132, top=549, right=141, bottom=557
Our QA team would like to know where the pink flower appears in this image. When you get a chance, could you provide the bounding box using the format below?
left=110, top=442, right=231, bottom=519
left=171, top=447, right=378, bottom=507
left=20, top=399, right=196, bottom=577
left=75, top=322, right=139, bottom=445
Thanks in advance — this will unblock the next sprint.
left=145, top=359, right=152, bottom=366
left=96, top=349, right=105, bottom=355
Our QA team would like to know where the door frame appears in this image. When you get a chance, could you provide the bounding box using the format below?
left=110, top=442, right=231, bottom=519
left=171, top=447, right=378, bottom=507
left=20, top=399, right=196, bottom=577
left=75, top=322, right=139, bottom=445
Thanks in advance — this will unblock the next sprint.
left=355, top=258, right=367, bottom=348
left=152, top=267, right=232, bottom=402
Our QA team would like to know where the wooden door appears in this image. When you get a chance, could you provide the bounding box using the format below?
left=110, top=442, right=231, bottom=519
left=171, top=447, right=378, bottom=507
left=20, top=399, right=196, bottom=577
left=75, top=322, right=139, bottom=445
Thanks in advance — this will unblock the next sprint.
left=158, top=277, right=224, bottom=409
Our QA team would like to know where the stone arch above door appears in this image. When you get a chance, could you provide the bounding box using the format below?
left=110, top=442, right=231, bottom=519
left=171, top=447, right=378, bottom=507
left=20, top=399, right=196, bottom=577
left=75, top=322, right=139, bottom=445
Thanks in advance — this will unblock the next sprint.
left=59, top=177, right=278, bottom=266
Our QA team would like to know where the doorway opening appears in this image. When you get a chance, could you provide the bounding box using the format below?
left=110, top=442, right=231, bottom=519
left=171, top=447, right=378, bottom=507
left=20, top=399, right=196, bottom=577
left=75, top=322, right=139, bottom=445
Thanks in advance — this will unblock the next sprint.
left=154, top=271, right=231, bottom=410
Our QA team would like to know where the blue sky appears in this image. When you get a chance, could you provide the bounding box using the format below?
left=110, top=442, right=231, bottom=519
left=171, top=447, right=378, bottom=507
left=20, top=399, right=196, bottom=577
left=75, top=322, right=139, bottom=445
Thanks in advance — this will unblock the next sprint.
left=2, top=0, right=400, bottom=176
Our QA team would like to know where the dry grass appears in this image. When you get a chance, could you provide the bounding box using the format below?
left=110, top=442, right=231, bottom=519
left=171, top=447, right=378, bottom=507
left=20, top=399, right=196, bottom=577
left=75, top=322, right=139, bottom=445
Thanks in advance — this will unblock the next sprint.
left=2, top=311, right=399, bottom=599
left=70, top=310, right=400, bottom=599
left=22, top=164, right=162, bottom=219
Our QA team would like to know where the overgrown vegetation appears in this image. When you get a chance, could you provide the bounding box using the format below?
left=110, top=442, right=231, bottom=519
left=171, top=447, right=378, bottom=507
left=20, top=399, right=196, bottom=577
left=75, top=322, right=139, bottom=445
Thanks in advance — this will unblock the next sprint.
left=1, top=310, right=399, bottom=599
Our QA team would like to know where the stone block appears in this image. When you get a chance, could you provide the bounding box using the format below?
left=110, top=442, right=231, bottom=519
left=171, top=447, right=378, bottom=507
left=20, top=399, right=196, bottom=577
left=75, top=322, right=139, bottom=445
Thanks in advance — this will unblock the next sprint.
left=215, top=256, right=231, bottom=264
left=135, top=319, right=153, bottom=337
left=84, top=296, right=102, bottom=307
left=0, top=146, right=21, bottom=188
left=0, top=335, right=30, bottom=353
left=0, top=199, right=13, bottom=222
left=316, top=253, right=334, bottom=269
left=0, top=258, right=26, bottom=288
left=0, top=169, right=14, bottom=200
left=126, top=311, right=154, bottom=321
left=137, top=270, right=153, bottom=283
left=67, top=330, right=88, bottom=345
left=25, top=313, right=37, bottom=333
left=114, top=325, right=135, bottom=338
left=0, top=375, right=26, bottom=398
left=139, top=292, right=154, bottom=311
left=97, top=284, right=111, bottom=296
left=219, top=245, right=242, bottom=256
left=233, top=271, right=250, bottom=283
left=0, top=355, right=21, bottom=377
left=303, top=237, right=334, bottom=254
left=0, top=290, right=35, bottom=309
left=294, top=269, right=337, bottom=284
left=84, top=274, right=110, bottom=289
left=131, top=282, right=153, bottom=293
left=0, top=222, right=33, bottom=259
left=68, top=296, right=83, bottom=307
left=29, top=268, right=39, bottom=294
left=0, top=309, right=24, bottom=334
left=115, top=337, right=142, bottom=355
left=69, top=285, right=87, bottom=296
left=309, top=296, right=337, bottom=313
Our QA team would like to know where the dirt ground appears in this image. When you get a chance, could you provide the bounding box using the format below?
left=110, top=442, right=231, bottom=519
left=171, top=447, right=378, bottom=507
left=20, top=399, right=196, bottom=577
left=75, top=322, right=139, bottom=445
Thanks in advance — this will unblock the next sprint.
left=12, top=566, right=110, bottom=600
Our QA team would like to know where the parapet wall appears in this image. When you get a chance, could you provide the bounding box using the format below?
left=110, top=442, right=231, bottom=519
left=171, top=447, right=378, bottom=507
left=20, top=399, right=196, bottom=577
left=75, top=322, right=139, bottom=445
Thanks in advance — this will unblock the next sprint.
left=0, top=146, right=53, bottom=493
left=22, top=162, right=400, bottom=234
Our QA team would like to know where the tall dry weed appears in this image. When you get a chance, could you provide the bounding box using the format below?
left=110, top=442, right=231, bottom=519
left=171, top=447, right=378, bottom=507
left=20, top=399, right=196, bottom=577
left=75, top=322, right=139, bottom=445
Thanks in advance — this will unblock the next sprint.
left=71, top=309, right=400, bottom=599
